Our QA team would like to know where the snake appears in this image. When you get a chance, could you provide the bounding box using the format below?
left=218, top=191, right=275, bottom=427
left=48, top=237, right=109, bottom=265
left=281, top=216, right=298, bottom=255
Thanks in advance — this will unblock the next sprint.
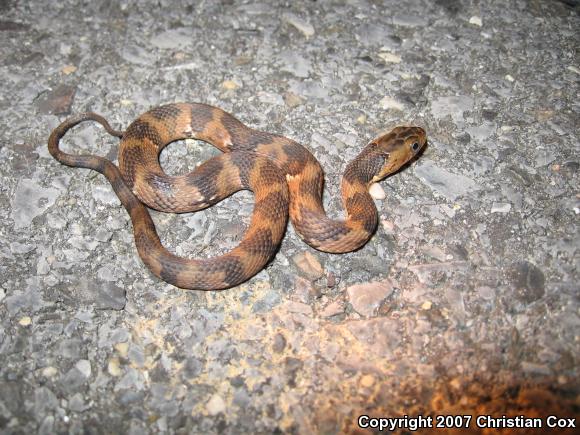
left=48, top=103, right=426, bottom=290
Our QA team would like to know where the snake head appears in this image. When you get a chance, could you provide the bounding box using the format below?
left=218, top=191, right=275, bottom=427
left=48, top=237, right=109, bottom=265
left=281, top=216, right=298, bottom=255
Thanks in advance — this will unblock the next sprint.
left=371, top=126, right=427, bottom=182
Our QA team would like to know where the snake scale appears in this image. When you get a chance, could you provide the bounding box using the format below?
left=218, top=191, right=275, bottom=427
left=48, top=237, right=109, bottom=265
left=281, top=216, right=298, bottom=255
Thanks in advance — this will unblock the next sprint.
left=48, top=103, right=426, bottom=290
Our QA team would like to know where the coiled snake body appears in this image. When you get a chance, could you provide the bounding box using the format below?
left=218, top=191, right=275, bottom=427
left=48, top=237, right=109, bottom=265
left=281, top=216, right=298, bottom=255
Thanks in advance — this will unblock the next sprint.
left=48, top=103, right=426, bottom=290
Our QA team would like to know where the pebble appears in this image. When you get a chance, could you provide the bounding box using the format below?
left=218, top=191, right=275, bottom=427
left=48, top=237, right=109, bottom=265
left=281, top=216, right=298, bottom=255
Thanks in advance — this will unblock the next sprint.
left=292, top=252, right=324, bottom=280
left=360, top=375, right=375, bottom=388
left=491, top=202, right=511, bottom=213
left=115, top=342, right=129, bottom=358
left=415, top=161, right=480, bottom=201
left=430, top=95, right=474, bottom=123
left=35, top=84, right=76, bottom=115
left=283, top=300, right=313, bottom=316
left=278, top=51, right=311, bottom=78
left=114, top=368, right=144, bottom=392
left=62, top=65, right=77, bottom=75
left=75, top=360, right=91, bottom=379
left=18, top=316, right=32, bottom=326
left=222, top=80, right=240, bottom=90
left=392, top=14, right=427, bottom=27
left=378, top=52, right=401, bottom=64
left=379, top=96, right=405, bottom=111
left=292, top=276, right=316, bottom=303
left=68, top=393, right=87, bottom=412
left=92, top=185, right=119, bottom=205
left=284, top=92, right=305, bottom=108
left=469, top=16, right=483, bottom=27
left=347, top=280, right=394, bottom=317
left=108, top=358, right=123, bottom=377
left=206, top=394, right=226, bottom=415
left=60, top=367, right=88, bottom=393
left=283, top=13, right=315, bottom=37
left=150, top=28, right=193, bottom=49
left=42, top=367, right=58, bottom=378
left=11, top=179, right=60, bottom=230
left=319, top=299, right=344, bottom=318
left=97, top=266, right=122, bottom=282
left=369, top=183, right=386, bottom=200
left=10, top=241, right=35, bottom=254
left=120, top=44, right=154, bottom=65
left=272, top=333, right=287, bottom=353
left=508, top=262, right=545, bottom=305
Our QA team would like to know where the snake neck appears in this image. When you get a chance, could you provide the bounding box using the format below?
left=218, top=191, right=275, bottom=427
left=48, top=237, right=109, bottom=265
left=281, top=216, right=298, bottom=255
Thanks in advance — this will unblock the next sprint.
left=288, top=146, right=384, bottom=253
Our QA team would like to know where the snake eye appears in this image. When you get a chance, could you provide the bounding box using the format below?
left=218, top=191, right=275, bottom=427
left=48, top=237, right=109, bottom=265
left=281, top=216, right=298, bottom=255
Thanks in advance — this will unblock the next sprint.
left=411, top=142, right=420, bottom=152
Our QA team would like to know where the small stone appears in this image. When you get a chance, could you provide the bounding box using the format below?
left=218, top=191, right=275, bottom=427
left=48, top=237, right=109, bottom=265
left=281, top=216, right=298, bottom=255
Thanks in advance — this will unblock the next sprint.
left=42, top=366, right=58, bottom=378
left=430, top=95, right=474, bottom=123
left=283, top=13, right=315, bottom=37
left=69, top=393, right=87, bottom=412
left=508, top=262, right=545, bottom=305
left=284, top=92, right=304, bottom=108
left=206, top=394, right=226, bottom=415
left=279, top=50, right=311, bottom=78
left=257, top=91, right=284, bottom=105
left=62, top=65, right=77, bottom=75
left=10, top=241, right=35, bottom=254
left=421, top=301, right=433, bottom=310
left=491, top=202, right=511, bottom=213
left=222, top=80, right=239, bottom=90
left=108, top=357, right=123, bottom=377
left=415, top=161, right=480, bottom=201
left=11, top=179, right=60, bottom=229
left=39, top=416, right=54, bottom=435
left=469, top=16, right=483, bottom=27
left=535, top=149, right=556, bottom=168
left=326, top=272, right=337, bottom=288
left=284, top=300, right=313, bottom=316
left=18, top=316, right=32, bottom=326
left=92, top=185, right=119, bottom=205
left=61, top=367, right=88, bottom=392
left=505, top=74, right=515, bottom=82
left=378, top=52, right=401, bottom=64
left=392, top=14, right=427, bottom=27
left=75, top=360, right=92, bottom=378
left=115, top=342, right=129, bottom=357
left=360, top=375, right=375, bottom=388
left=150, top=28, right=192, bottom=49
left=379, top=96, right=405, bottom=111
left=292, top=252, right=324, bottom=280
left=292, top=276, right=317, bottom=303
left=272, top=333, right=287, bottom=353
left=115, top=368, right=145, bottom=392
left=347, top=280, right=394, bottom=317
left=97, top=266, right=122, bottom=282
left=421, top=245, right=448, bottom=262
left=380, top=219, right=396, bottom=234
left=369, top=183, right=386, bottom=200
left=35, top=84, right=76, bottom=115
left=356, top=114, right=367, bottom=124
left=319, top=299, right=344, bottom=318
left=234, top=55, right=252, bottom=66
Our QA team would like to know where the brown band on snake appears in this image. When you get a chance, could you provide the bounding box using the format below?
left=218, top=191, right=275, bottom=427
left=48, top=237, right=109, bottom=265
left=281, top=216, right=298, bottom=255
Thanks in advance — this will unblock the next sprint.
left=48, top=103, right=426, bottom=290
